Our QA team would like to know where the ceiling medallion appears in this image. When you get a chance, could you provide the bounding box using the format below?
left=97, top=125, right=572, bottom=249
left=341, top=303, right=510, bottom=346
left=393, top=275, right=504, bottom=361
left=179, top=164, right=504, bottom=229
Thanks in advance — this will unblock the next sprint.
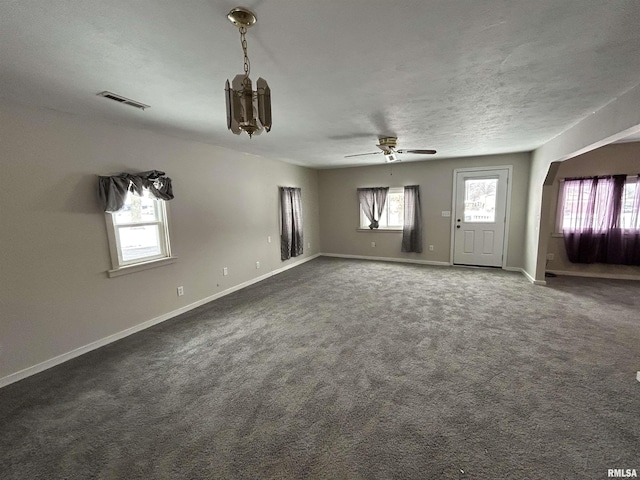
left=225, top=7, right=271, bottom=138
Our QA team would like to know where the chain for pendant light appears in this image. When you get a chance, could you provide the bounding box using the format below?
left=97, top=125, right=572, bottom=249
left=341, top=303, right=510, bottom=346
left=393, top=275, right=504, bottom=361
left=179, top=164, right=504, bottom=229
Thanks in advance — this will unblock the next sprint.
left=239, top=26, right=251, bottom=81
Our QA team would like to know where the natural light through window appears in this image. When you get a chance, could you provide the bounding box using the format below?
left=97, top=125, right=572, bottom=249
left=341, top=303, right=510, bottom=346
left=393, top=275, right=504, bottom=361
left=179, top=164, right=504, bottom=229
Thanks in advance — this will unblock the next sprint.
left=464, top=178, right=497, bottom=223
left=557, top=176, right=638, bottom=232
left=621, top=181, right=637, bottom=229
left=359, top=188, right=404, bottom=229
left=108, top=189, right=171, bottom=268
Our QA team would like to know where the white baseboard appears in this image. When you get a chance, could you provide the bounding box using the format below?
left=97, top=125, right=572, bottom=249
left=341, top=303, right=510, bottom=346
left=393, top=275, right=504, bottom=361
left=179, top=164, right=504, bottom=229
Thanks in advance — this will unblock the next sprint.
left=0, top=254, right=321, bottom=389
left=321, top=253, right=547, bottom=285
left=546, top=269, right=640, bottom=281
left=322, top=254, right=546, bottom=286
left=504, top=267, right=546, bottom=285
left=321, top=253, right=450, bottom=267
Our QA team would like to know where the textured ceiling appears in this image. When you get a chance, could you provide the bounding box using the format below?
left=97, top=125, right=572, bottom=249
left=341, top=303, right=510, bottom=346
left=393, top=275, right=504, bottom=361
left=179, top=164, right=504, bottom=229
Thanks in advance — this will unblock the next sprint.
left=1, top=1, right=640, bottom=168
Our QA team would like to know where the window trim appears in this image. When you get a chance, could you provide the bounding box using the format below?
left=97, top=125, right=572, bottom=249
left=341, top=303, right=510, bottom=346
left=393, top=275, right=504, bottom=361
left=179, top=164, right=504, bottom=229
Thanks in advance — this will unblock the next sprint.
left=105, top=190, right=175, bottom=277
left=358, top=187, right=404, bottom=231
left=107, top=256, right=177, bottom=278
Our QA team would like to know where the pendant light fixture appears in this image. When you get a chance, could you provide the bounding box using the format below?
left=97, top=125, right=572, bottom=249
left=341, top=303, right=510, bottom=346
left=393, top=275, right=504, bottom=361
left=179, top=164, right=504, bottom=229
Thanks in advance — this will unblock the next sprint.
left=225, top=7, right=271, bottom=138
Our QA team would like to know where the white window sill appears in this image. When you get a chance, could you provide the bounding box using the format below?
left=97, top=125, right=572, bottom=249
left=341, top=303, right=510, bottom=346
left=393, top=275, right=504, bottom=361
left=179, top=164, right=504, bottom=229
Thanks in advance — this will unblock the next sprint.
left=356, top=228, right=402, bottom=233
left=107, top=256, right=177, bottom=278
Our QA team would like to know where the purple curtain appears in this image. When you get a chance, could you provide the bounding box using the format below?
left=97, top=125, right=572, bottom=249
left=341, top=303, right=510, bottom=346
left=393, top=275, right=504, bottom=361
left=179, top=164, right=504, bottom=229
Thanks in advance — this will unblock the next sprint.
left=562, top=175, right=639, bottom=265
left=280, top=187, right=303, bottom=261
left=357, top=187, right=388, bottom=229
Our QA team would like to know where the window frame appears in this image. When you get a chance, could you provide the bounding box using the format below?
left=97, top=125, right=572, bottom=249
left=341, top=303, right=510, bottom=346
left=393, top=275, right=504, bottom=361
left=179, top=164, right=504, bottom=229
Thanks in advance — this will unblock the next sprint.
left=554, top=175, right=638, bottom=235
left=358, top=187, right=404, bottom=231
left=105, top=189, right=175, bottom=277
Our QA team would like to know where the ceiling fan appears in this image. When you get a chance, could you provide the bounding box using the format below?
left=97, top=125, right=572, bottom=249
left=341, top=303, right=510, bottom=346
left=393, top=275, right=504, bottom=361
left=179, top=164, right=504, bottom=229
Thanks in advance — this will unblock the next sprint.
left=344, top=137, right=436, bottom=163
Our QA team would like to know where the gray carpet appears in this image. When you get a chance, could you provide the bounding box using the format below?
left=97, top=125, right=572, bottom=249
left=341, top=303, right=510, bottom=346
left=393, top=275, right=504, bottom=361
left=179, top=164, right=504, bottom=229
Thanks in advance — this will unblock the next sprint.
left=1, top=257, right=639, bottom=479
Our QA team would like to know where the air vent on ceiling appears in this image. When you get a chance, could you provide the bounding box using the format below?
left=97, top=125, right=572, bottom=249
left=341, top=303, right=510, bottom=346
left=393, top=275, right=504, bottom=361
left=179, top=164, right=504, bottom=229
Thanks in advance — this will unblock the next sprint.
left=97, top=91, right=150, bottom=110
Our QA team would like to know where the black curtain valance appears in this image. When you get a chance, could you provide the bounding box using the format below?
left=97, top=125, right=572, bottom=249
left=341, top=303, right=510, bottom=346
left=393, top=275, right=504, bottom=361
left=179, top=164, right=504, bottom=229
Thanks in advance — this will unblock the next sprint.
left=98, top=170, right=174, bottom=213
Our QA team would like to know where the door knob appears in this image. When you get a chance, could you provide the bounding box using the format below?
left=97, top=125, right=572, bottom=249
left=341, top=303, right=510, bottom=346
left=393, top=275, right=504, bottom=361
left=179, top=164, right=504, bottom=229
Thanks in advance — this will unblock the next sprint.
left=456, top=225, right=460, bottom=229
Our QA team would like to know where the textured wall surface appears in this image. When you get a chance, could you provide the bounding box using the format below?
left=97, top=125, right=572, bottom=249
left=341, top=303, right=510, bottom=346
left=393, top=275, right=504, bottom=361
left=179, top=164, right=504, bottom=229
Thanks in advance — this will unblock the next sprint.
left=318, top=153, right=531, bottom=268
left=0, top=104, right=320, bottom=382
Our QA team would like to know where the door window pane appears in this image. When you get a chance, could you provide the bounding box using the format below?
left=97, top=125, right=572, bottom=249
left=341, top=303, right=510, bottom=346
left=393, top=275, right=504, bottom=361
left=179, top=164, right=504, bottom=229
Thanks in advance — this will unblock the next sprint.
left=464, top=178, right=497, bottom=222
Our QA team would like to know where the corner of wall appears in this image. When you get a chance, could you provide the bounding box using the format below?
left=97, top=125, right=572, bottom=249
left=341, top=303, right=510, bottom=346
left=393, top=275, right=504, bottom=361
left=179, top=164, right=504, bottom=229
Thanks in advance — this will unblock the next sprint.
left=525, top=83, right=640, bottom=283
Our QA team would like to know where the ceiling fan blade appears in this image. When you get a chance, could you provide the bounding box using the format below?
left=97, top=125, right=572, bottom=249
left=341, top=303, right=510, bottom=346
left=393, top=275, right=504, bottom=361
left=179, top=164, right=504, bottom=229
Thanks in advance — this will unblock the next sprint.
left=396, top=149, right=437, bottom=155
left=344, top=151, right=383, bottom=158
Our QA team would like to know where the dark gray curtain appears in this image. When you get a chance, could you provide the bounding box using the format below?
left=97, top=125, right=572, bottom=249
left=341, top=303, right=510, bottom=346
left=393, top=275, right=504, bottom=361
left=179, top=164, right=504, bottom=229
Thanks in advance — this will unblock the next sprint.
left=98, top=170, right=173, bottom=212
left=280, top=187, right=304, bottom=261
left=401, top=185, right=422, bottom=253
left=357, top=187, right=389, bottom=229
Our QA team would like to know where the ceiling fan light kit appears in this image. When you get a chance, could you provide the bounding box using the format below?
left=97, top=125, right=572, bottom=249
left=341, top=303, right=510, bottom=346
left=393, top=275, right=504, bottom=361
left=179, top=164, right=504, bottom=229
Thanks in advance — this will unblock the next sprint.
left=344, top=136, right=436, bottom=163
left=225, top=7, right=271, bottom=138
left=384, top=152, right=399, bottom=163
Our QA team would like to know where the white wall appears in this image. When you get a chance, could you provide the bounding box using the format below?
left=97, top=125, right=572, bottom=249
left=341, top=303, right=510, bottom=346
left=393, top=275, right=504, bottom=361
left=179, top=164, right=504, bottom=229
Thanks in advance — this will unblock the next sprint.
left=0, top=104, right=320, bottom=384
left=318, top=153, right=531, bottom=269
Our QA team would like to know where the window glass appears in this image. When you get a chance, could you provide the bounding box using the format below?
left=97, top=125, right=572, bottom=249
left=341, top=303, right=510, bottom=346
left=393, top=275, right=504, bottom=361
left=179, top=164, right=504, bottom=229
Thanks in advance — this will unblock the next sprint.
left=106, top=189, right=171, bottom=269
left=359, top=188, right=404, bottom=229
left=560, top=180, right=613, bottom=231
left=621, top=181, right=637, bottom=229
left=118, top=225, right=162, bottom=262
left=113, top=190, right=159, bottom=225
left=557, top=176, right=638, bottom=232
left=386, top=192, right=404, bottom=227
left=464, top=178, right=497, bottom=223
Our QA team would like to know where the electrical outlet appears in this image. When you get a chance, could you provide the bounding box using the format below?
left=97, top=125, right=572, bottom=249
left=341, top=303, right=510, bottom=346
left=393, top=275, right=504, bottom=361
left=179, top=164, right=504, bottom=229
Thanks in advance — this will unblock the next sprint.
left=442, top=211, right=451, bottom=217
left=256, top=261, right=260, bottom=269
left=546, top=253, right=555, bottom=261
left=177, top=286, right=184, bottom=296
left=371, top=241, right=376, bottom=247
left=223, top=267, right=228, bottom=276
left=267, top=236, right=271, bottom=243
left=429, top=245, right=434, bottom=251
left=307, top=242, right=311, bottom=249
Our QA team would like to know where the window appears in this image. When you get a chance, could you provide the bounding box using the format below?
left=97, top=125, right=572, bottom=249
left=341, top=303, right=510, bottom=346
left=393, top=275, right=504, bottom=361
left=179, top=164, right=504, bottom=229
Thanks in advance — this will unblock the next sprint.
left=557, top=174, right=640, bottom=265
left=556, top=176, right=638, bottom=233
left=359, top=187, right=404, bottom=230
left=106, top=188, right=172, bottom=274
left=463, top=178, right=497, bottom=223
left=621, top=179, right=638, bottom=229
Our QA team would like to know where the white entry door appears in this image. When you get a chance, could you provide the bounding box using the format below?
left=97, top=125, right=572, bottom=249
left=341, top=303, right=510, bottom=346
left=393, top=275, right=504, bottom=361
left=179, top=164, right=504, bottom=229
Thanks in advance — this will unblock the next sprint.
left=453, top=168, right=509, bottom=267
